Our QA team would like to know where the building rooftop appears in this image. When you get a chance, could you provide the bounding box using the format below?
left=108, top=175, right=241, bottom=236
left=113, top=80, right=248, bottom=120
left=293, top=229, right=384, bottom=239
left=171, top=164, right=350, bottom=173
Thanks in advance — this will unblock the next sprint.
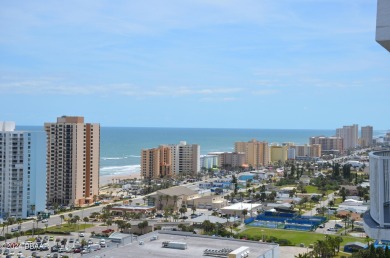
left=93, top=231, right=279, bottom=258
left=220, top=202, right=262, bottom=211
left=156, top=186, right=197, bottom=197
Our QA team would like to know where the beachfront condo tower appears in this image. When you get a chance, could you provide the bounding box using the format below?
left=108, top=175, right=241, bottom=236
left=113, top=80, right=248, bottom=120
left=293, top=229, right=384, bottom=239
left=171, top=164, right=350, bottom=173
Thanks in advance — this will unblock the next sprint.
left=0, top=122, right=46, bottom=219
left=45, top=116, right=100, bottom=207
left=141, top=145, right=172, bottom=179
left=336, top=124, right=359, bottom=150
left=309, top=136, right=343, bottom=156
left=235, top=139, right=270, bottom=169
left=170, top=141, right=200, bottom=176
left=361, top=126, right=374, bottom=147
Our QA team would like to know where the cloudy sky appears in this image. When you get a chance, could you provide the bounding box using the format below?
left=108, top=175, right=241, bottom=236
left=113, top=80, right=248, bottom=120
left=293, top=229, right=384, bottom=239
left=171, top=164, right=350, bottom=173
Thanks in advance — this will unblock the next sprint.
left=1, top=0, right=388, bottom=129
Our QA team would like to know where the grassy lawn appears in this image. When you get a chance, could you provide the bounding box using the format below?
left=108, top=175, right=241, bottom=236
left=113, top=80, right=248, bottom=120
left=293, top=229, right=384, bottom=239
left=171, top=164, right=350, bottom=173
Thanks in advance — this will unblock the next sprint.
left=46, top=223, right=94, bottom=233
left=240, top=227, right=367, bottom=247
left=304, top=185, right=333, bottom=195
left=334, top=197, right=343, bottom=206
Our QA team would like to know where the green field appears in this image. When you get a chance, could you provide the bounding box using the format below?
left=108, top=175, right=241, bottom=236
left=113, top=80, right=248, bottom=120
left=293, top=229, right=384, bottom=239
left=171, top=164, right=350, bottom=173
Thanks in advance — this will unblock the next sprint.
left=240, top=227, right=367, bottom=247
left=46, top=223, right=94, bottom=233
left=304, top=185, right=333, bottom=195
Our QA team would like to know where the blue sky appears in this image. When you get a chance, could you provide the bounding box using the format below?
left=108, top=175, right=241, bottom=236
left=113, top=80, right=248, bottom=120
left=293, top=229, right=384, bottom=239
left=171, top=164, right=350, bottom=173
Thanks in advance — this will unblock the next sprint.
left=0, top=0, right=388, bottom=129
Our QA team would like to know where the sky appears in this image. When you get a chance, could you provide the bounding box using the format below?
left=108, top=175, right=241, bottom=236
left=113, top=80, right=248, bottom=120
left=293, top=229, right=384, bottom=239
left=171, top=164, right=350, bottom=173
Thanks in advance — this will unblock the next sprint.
left=0, top=0, right=389, bottom=129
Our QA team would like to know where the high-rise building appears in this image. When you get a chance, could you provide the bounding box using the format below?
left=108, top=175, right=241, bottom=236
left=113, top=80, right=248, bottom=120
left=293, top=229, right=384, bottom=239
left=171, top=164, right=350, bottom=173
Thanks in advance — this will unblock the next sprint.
left=309, top=136, right=343, bottom=155
left=141, top=145, right=171, bottom=179
left=210, top=152, right=246, bottom=169
left=170, top=141, right=200, bottom=175
left=336, top=124, right=358, bottom=150
left=361, top=126, right=374, bottom=147
left=45, top=116, right=100, bottom=207
left=200, top=155, right=219, bottom=169
left=376, top=0, right=390, bottom=52
left=270, top=145, right=288, bottom=163
left=288, top=144, right=322, bottom=159
left=235, top=139, right=269, bottom=168
left=363, top=151, right=390, bottom=241
left=0, top=122, right=46, bottom=219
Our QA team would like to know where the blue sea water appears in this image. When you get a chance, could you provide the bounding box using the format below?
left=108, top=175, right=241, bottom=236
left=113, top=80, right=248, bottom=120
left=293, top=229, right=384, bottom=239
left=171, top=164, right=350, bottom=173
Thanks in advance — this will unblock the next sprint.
left=17, top=126, right=387, bottom=178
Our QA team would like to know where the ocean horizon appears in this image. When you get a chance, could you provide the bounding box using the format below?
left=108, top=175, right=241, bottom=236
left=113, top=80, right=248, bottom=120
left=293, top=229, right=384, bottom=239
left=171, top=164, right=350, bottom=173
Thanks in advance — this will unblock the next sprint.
left=17, top=126, right=387, bottom=179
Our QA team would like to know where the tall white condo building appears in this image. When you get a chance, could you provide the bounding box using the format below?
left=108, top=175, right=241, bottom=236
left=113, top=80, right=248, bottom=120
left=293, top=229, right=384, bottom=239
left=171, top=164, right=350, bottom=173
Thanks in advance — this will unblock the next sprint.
left=0, top=122, right=46, bottom=219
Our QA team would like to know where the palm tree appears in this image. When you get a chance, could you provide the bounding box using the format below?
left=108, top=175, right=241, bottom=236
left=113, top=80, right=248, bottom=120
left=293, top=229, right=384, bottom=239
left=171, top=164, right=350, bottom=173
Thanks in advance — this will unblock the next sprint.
left=242, top=209, right=248, bottom=221
left=68, top=213, right=73, bottom=225
left=137, top=220, right=148, bottom=234
left=30, top=204, right=36, bottom=216
left=83, top=216, right=89, bottom=228
left=74, top=215, right=80, bottom=229
left=191, top=205, right=197, bottom=215
left=2, top=222, right=7, bottom=244
left=106, top=219, right=113, bottom=229
left=158, top=195, right=163, bottom=210
left=173, top=195, right=178, bottom=210
left=165, top=195, right=170, bottom=206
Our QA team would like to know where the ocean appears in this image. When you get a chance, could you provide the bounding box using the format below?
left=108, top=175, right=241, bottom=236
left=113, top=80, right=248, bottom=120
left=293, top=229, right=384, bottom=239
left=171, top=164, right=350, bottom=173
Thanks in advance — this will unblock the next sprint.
left=17, top=126, right=387, bottom=178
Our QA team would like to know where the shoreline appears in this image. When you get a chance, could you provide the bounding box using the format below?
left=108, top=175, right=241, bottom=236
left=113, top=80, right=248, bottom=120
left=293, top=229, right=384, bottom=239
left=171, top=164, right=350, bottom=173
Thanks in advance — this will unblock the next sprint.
left=99, top=172, right=141, bottom=187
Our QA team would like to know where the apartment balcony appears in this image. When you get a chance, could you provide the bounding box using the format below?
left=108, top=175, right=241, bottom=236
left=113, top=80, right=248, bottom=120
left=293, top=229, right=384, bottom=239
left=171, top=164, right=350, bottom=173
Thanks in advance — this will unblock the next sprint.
left=377, top=0, right=390, bottom=51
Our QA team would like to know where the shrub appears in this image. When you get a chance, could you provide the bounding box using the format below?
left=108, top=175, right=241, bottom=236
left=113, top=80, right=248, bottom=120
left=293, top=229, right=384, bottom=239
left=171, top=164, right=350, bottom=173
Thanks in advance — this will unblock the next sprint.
left=277, top=239, right=293, bottom=246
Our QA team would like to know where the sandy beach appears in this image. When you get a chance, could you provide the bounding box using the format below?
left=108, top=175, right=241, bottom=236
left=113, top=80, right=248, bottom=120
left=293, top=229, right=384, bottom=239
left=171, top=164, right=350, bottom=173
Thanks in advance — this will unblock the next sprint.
left=99, top=172, right=141, bottom=187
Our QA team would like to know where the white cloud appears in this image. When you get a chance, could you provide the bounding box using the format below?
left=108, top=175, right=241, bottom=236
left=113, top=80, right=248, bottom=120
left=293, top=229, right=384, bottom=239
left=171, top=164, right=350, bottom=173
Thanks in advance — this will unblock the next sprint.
left=252, top=89, right=279, bottom=95
left=0, top=77, right=243, bottom=98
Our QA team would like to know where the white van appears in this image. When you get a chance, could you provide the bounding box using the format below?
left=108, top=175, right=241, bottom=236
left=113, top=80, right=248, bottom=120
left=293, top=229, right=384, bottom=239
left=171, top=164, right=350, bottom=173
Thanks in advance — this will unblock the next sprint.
left=88, top=243, right=101, bottom=251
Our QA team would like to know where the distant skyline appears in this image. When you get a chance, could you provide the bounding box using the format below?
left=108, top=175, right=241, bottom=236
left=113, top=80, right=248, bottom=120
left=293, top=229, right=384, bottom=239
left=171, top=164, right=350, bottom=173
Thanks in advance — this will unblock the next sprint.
left=1, top=1, right=389, bottom=129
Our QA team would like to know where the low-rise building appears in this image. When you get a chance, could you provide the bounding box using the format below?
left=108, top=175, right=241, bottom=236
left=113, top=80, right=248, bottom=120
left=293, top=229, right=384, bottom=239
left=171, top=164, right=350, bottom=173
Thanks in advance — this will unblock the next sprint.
left=148, top=186, right=198, bottom=211
left=99, top=231, right=280, bottom=258
left=220, top=202, right=262, bottom=217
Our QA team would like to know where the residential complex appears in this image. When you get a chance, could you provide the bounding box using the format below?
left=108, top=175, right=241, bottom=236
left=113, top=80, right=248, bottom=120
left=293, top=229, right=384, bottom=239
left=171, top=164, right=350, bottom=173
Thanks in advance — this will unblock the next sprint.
left=170, top=141, right=200, bottom=176
left=361, top=126, right=374, bottom=147
left=287, top=144, right=322, bottom=160
left=141, top=141, right=200, bottom=178
left=309, top=136, right=343, bottom=155
left=0, top=122, right=46, bottom=219
left=211, top=152, right=246, bottom=169
left=200, top=154, right=218, bottom=169
left=45, top=116, right=100, bottom=207
left=235, top=139, right=269, bottom=168
left=269, top=145, right=288, bottom=163
left=336, top=124, right=359, bottom=150
left=141, top=145, right=171, bottom=179
left=363, top=151, right=390, bottom=241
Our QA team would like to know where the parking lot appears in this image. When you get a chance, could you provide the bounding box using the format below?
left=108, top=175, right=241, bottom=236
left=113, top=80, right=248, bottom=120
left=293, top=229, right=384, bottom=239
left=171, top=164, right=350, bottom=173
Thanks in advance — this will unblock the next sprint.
left=0, top=232, right=111, bottom=258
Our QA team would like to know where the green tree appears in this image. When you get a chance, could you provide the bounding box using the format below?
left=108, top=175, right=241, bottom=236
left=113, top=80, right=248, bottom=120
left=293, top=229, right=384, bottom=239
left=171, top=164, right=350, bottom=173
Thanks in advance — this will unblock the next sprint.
left=191, top=205, right=197, bottom=215
left=83, top=216, right=89, bottom=228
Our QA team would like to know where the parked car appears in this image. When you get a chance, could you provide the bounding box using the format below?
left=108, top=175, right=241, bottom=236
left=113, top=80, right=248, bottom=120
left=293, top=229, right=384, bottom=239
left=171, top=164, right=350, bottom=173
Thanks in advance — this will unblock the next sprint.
left=79, top=232, right=85, bottom=237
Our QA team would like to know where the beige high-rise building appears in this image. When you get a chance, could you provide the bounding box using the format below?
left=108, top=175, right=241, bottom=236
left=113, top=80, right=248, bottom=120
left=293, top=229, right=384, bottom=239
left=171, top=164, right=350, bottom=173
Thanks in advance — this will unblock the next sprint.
left=235, top=139, right=269, bottom=168
left=141, top=145, right=172, bottom=179
left=45, top=116, right=100, bottom=207
left=309, top=136, right=343, bottom=154
left=270, top=145, right=288, bottom=163
left=361, top=126, right=373, bottom=147
left=336, top=124, right=358, bottom=150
